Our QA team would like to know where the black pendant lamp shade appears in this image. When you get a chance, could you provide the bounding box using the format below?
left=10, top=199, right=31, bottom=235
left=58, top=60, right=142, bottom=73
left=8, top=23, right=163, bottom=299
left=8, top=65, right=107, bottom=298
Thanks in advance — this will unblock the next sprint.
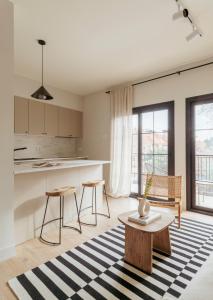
left=31, top=39, right=53, bottom=100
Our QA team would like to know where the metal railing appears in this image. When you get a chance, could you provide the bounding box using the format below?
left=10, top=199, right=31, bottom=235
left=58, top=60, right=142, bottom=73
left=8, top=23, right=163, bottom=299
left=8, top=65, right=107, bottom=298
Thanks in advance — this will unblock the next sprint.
left=196, top=155, right=213, bottom=197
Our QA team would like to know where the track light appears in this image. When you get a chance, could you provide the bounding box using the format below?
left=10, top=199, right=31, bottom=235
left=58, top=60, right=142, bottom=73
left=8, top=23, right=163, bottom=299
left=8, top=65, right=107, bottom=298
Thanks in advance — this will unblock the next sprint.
left=186, top=28, right=201, bottom=42
left=173, top=8, right=189, bottom=20
left=172, top=0, right=202, bottom=42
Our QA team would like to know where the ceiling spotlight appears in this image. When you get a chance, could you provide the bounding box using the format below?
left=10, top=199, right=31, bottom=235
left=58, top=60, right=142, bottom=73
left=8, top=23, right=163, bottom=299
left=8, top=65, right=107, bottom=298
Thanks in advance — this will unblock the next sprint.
left=173, top=8, right=189, bottom=20
left=186, top=28, right=201, bottom=42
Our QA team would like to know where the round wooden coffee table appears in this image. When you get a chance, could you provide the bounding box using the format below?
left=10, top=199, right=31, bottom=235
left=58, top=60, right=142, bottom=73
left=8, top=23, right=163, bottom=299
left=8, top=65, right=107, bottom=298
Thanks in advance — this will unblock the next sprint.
left=118, top=210, right=175, bottom=274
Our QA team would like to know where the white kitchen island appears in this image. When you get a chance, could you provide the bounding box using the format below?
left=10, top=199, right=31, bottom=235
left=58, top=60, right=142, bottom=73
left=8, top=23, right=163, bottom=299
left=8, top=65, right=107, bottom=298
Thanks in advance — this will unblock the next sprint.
left=14, top=160, right=110, bottom=245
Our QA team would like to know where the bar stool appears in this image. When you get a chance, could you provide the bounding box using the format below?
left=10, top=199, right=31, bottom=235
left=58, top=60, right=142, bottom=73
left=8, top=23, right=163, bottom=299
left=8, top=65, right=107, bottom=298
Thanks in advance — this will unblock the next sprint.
left=40, top=186, right=82, bottom=246
left=79, top=180, right=110, bottom=226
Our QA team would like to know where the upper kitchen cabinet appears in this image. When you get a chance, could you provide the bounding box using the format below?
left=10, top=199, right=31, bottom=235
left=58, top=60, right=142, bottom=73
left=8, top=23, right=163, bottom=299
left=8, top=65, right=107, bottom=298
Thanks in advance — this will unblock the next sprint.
left=29, top=100, right=45, bottom=135
left=14, top=97, right=82, bottom=137
left=45, top=104, right=58, bottom=136
left=14, top=96, right=29, bottom=134
left=58, top=107, right=72, bottom=137
left=70, top=109, right=83, bottom=137
left=58, top=107, right=83, bottom=137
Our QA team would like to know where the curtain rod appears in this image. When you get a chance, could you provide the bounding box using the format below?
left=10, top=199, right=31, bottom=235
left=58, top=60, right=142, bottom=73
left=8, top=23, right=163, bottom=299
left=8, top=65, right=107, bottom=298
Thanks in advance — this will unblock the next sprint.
left=105, top=61, right=213, bottom=94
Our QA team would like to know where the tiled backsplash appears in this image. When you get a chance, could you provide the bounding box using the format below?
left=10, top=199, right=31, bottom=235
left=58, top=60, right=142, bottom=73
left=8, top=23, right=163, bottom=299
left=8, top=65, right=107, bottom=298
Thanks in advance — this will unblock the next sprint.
left=14, top=135, right=82, bottom=159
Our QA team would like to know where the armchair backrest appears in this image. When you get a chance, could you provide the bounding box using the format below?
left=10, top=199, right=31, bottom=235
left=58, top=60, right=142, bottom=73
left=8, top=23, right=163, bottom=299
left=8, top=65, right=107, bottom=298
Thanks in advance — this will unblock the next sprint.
left=145, top=174, right=182, bottom=201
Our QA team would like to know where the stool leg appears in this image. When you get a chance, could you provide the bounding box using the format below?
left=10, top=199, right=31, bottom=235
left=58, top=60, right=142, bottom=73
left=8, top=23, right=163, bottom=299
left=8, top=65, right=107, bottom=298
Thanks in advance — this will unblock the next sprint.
left=40, top=196, right=49, bottom=240
left=79, top=186, right=97, bottom=226
left=104, top=184, right=110, bottom=218
left=59, top=196, right=62, bottom=244
left=94, top=187, right=97, bottom=226
left=62, top=195, right=65, bottom=227
left=40, top=196, right=62, bottom=246
left=92, top=187, right=94, bottom=214
left=74, top=192, right=82, bottom=233
left=79, top=186, right=85, bottom=217
left=61, top=194, right=81, bottom=234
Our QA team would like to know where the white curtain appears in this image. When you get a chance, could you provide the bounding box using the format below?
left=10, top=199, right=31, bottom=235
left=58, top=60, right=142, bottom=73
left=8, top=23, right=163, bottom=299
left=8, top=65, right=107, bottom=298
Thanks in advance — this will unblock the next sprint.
left=109, top=86, right=133, bottom=197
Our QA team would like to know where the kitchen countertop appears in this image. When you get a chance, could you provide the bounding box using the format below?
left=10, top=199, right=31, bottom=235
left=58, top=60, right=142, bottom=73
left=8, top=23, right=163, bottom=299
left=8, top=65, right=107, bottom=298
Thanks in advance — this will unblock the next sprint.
left=14, top=156, right=88, bottom=163
left=14, top=159, right=110, bottom=175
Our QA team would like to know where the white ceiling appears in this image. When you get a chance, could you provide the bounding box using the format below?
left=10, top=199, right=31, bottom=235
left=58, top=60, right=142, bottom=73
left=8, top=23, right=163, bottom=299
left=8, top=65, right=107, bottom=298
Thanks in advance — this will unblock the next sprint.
left=12, top=0, right=213, bottom=96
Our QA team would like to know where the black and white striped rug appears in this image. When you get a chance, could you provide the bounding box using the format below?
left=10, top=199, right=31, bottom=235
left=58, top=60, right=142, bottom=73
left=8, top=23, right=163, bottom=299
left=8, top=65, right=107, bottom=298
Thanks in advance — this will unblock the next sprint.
left=9, top=217, right=213, bottom=300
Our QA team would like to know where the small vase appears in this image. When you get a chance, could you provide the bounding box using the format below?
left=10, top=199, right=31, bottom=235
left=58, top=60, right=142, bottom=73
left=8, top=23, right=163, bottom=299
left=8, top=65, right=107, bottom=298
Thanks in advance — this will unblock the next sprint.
left=138, top=198, right=150, bottom=217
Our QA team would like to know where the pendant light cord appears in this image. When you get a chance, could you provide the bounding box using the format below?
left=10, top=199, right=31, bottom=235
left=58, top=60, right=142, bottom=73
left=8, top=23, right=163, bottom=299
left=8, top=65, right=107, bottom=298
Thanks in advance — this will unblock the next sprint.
left=41, top=43, right=44, bottom=86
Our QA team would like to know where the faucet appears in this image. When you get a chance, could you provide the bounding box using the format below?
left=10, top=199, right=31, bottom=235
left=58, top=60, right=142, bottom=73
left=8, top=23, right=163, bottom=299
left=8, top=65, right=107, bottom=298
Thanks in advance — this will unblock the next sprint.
left=14, top=147, right=27, bottom=152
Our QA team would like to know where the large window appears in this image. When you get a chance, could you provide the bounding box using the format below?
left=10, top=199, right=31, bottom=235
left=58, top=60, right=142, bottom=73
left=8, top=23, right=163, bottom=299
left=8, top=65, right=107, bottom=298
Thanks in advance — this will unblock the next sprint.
left=131, top=101, right=175, bottom=196
left=186, top=94, right=213, bottom=214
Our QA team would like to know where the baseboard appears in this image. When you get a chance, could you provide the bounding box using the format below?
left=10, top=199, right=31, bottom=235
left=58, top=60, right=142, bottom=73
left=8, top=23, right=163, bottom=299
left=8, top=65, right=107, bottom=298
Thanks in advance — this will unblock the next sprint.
left=0, top=245, right=16, bottom=262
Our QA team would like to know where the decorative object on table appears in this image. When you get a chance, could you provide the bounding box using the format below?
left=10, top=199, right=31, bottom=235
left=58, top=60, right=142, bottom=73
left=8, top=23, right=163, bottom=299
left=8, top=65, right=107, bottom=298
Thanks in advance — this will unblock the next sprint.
left=31, top=39, right=53, bottom=100
left=137, top=173, right=153, bottom=217
left=128, top=211, right=161, bottom=225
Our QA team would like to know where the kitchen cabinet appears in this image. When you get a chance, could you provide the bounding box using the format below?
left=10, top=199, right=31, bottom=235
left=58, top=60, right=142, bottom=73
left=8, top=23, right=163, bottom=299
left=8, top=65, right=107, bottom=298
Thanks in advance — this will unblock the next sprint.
left=45, top=104, right=58, bottom=136
left=70, top=109, right=83, bottom=137
left=58, top=107, right=72, bottom=137
left=14, top=96, right=29, bottom=134
left=58, top=107, right=83, bottom=137
left=29, top=100, right=45, bottom=135
left=14, top=97, right=82, bottom=138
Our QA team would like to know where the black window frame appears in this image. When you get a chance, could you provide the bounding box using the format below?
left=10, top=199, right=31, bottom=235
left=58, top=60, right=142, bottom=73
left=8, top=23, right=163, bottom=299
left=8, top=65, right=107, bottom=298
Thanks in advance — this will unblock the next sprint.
left=186, top=93, right=213, bottom=215
left=131, top=101, right=175, bottom=197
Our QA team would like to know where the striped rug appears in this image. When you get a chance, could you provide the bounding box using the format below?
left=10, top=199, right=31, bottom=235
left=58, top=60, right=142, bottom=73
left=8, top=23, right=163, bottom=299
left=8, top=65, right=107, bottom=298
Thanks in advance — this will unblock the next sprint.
left=8, top=217, right=213, bottom=300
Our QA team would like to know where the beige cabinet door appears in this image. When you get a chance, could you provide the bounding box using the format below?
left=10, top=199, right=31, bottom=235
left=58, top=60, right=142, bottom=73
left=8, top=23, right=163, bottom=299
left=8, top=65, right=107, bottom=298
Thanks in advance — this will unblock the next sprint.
left=29, top=100, right=45, bottom=135
left=70, top=110, right=83, bottom=137
left=14, top=96, right=29, bottom=134
left=45, top=104, right=58, bottom=136
left=58, top=107, right=72, bottom=137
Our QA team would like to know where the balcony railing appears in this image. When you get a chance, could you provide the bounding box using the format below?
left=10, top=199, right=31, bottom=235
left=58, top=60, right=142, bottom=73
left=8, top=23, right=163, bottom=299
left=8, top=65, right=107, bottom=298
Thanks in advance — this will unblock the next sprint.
left=131, top=155, right=213, bottom=201
left=196, top=155, right=213, bottom=199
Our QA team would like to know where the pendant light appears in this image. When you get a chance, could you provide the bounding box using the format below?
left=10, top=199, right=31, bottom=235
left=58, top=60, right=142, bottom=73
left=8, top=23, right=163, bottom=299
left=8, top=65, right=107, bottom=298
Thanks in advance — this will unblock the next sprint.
left=31, top=39, right=53, bottom=100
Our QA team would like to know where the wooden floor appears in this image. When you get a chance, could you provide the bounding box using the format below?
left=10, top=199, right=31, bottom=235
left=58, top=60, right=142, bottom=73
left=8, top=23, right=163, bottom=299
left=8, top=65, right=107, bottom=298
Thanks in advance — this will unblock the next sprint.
left=1, top=197, right=213, bottom=300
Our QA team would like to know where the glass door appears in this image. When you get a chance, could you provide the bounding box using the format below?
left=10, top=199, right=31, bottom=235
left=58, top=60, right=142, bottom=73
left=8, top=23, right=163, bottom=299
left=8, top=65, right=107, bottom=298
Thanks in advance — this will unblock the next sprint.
left=186, top=95, right=213, bottom=213
left=131, top=101, right=174, bottom=196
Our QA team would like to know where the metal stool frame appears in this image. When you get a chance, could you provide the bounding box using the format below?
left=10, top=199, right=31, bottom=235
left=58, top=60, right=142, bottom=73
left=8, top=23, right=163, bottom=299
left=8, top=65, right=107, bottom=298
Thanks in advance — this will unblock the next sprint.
left=40, top=192, right=82, bottom=246
left=79, top=184, right=110, bottom=226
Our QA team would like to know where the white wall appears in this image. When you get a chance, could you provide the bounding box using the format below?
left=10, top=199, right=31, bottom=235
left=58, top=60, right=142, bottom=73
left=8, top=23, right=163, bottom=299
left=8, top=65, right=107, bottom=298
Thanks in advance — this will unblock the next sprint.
left=14, top=75, right=83, bottom=111
left=82, top=92, right=110, bottom=183
left=83, top=64, right=213, bottom=209
left=0, top=0, right=15, bottom=261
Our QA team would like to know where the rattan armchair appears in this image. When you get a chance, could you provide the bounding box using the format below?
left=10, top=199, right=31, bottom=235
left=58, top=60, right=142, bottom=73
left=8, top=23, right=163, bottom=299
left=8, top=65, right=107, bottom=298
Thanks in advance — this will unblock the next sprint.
left=145, top=174, right=182, bottom=228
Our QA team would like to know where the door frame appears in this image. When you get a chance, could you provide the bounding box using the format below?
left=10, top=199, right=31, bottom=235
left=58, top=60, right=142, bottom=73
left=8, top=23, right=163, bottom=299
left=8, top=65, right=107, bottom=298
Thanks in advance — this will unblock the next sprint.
left=186, top=93, right=213, bottom=215
left=132, top=100, right=175, bottom=197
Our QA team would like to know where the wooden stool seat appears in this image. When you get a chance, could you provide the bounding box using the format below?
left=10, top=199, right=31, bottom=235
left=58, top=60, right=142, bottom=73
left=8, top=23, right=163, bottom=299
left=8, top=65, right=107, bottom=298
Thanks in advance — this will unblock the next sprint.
left=82, top=180, right=105, bottom=188
left=46, top=186, right=76, bottom=197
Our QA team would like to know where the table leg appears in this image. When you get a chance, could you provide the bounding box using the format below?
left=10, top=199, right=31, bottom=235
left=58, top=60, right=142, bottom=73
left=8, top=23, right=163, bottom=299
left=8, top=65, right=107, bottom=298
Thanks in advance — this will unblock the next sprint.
left=153, top=226, right=171, bottom=255
left=124, top=225, right=153, bottom=274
